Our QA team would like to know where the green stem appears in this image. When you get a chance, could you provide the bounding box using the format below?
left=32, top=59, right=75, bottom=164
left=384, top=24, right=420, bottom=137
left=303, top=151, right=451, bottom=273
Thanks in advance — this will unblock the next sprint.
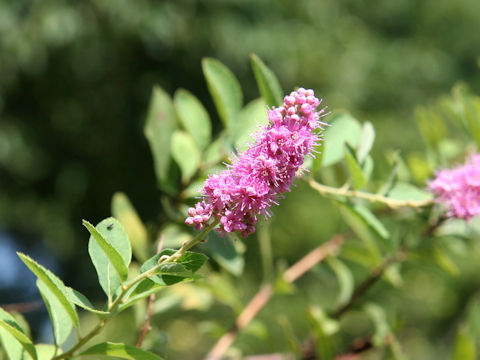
left=307, top=178, right=433, bottom=209
left=53, top=220, right=219, bottom=359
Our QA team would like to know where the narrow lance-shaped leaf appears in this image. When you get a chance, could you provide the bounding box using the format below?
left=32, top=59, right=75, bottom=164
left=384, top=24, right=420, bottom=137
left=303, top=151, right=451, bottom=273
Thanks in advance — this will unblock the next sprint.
left=344, top=143, right=367, bottom=190
left=144, top=86, right=178, bottom=192
left=66, top=287, right=109, bottom=316
left=0, top=308, right=38, bottom=360
left=357, top=121, right=375, bottom=163
left=17, top=253, right=79, bottom=329
left=326, top=257, right=354, bottom=307
left=85, top=219, right=130, bottom=298
left=250, top=53, right=283, bottom=107
left=79, top=342, right=165, bottom=360
left=174, top=89, right=211, bottom=150
left=112, top=192, right=149, bottom=262
left=171, top=130, right=201, bottom=183
left=202, top=58, right=243, bottom=139
left=36, top=280, right=73, bottom=345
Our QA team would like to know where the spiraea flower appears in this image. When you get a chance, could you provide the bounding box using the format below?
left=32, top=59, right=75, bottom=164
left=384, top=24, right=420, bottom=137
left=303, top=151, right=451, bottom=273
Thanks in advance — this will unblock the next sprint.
left=429, top=154, right=480, bottom=221
left=185, top=88, right=327, bottom=237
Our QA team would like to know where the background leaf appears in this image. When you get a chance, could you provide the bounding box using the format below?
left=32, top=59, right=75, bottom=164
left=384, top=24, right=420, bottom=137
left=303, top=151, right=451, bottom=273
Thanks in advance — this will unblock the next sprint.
left=202, top=58, right=243, bottom=138
left=234, top=98, right=269, bottom=150
left=174, top=88, right=211, bottom=150
left=326, top=257, right=354, bottom=307
left=322, top=112, right=362, bottom=167
left=250, top=53, right=283, bottom=107
left=170, top=130, right=201, bottom=183
left=144, top=86, right=178, bottom=192
left=112, top=192, right=149, bottom=262
left=357, top=121, right=375, bottom=163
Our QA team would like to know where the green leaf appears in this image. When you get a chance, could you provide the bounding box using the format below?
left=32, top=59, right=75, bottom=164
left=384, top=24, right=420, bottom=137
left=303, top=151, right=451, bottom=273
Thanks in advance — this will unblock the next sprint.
left=203, top=231, right=245, bottom=276
left=452, top=327, right=476, bottom=360
left=339, top=201, right=391, bottom=250
left=234, top=98, right=269, bottom=150
left=112, top=192, right=149, bottom=262
left=344, top=143, right=367, bottom=190
left=79, top=342, right=165, bottom=359
left=140, top=250, right=207, bottom=286
left=453, top=83, right=480, bottom=147
left=202, top=58, right=242, bottom=138
left=364, top=303, right=390, bottom=346
left=415, top=106, right=447, bottom=149
left=17, top=253, right=79, bottom=329
left=170, top=130, right=201, bottom=183
left=174, top=89, right=211, bottom=150
left=322, top=112, right=362, bottom=167
left=357, top=121, right=375, bottom=163
left=66, top=287, right=109, bottom=316
left=0, top=308, right=37, bottom=360
left=326, top=257, right=354, bottom=307
left=307, top=306, right=338, bottom=360
left=85, top=219, right=130, bottom=298
left=36, top=344, right=61, bottom=360
left=36, top=280, right=73, bottom=345
left=204, top=136, right=229, bottom=166
left=386, top=182, right=433, bottom=202
left=144, top=86, right=178, bottom=190
left=250, top=53, right=283, bottom=107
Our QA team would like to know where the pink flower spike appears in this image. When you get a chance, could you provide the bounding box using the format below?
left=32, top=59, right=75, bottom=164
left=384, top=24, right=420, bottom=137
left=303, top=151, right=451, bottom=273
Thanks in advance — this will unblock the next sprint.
left=186, top=88, right=327, bottom=236
left=429, top=153, right=480, bottom=221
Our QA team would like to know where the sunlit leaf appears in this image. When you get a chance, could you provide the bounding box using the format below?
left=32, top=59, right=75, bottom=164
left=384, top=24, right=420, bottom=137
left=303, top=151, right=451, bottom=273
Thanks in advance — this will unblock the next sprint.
left=79, top=342, right=164, bottom=359
left=85, top=219, right=130, bottom=298
left=174, top=88, right=211, bottom=150
left=37, top=280, right=73, bottom=345
left=250, top=53, right=283, bottom=107
left=17, top=253, right=79, bottom=330
left=36, top=344, right=61, bottom=360
left=140, top=249, right=207, bottom=286
left=364, top=303, right=390, bottom=346
left=386, top=182, right=433, bottom=202
left=66, top=287, right=109, bottom=316
left=0, top=308, right=37, bottom=360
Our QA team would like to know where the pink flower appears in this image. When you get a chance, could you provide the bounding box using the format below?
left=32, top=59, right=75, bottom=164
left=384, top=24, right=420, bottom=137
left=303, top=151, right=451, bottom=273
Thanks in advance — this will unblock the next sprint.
left=185, top=88, right=327, bottom=237
left=429, top=154, right=480, bottom=221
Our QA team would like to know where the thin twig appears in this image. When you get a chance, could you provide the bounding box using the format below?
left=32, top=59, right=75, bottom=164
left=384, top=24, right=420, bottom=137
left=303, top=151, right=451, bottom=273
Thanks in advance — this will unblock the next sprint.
left=307, top=178, right=433, bottom=209
left=1, top=300, right=44, bottom=313
left=204, top=236, right=344, bottom=360
left=136, top=235, right=165, bottom=347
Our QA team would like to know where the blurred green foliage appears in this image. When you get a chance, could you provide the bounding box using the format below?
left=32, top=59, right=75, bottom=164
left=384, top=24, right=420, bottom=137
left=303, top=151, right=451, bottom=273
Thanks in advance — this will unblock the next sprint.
left=1, top=0, right=480, bottom=359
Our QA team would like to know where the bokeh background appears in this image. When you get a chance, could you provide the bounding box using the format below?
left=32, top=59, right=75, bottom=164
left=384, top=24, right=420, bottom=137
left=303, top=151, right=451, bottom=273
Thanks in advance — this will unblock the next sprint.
left=1, top=0, right=480, bottom=359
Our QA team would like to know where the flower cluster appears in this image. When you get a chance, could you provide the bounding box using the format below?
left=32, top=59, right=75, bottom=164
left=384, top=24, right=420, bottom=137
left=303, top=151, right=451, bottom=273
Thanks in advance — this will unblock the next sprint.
left=429, top=154, right=480, bottom=221
left=185, top=88, right=327, bottom=237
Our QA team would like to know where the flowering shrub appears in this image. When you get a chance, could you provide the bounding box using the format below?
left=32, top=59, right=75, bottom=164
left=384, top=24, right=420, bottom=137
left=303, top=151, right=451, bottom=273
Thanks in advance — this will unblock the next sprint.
left=1, top=55, right=480, bottom=360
